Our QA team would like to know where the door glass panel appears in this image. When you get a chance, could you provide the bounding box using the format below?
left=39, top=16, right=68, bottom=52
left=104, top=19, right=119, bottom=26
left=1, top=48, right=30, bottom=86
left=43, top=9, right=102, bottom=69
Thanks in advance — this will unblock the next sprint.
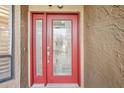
left=36, top=20, right=42, bottom=76
left=53, top=20, right=72, bottom=76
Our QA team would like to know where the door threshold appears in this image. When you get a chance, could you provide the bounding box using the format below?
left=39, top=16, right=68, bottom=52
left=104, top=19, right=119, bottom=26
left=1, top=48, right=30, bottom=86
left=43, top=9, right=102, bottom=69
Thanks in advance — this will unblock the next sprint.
left=32, top=84, right=45, bottom=88
left=32, top=83, right=79, bottom=88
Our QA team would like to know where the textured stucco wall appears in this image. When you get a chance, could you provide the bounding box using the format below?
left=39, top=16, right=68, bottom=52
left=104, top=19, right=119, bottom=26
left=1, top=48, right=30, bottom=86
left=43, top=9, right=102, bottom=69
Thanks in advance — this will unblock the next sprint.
left=20, top=5, right=29, bottom=88
left=84, top=5, right=124, bottom=88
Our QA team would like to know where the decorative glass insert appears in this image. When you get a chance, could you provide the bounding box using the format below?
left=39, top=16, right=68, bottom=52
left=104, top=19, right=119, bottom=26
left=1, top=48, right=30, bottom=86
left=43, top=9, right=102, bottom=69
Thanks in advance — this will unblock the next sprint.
left=0, top=5, right=12, bottom=82
left=53, top=20, right=72, bottom=76
left=36, top=20, right=42, bottom=76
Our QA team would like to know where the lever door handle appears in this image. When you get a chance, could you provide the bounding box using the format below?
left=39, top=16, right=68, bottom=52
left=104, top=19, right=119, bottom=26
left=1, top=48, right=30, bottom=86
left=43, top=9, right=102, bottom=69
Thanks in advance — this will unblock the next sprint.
left=47, top=47, right=50, bottom=63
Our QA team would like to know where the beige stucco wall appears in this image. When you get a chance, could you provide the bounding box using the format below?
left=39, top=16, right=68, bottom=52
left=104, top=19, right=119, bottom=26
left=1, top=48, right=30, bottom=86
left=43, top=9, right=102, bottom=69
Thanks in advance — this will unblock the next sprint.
left=28, top=5, right=84, bottom=87
left=84, top=5, right=124, bottom=88
left=0, top=6, right=20, bottom=88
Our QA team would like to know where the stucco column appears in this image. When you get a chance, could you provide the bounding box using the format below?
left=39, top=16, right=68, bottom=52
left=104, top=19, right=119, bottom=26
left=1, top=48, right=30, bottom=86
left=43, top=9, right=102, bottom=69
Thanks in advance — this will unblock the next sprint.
left=20, top=5, right=29, bottom=88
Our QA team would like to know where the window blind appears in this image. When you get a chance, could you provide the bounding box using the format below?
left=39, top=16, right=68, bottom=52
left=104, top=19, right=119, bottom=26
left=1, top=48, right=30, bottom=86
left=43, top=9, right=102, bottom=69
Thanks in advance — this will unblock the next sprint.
left=0, top=5, right=12, bottom=82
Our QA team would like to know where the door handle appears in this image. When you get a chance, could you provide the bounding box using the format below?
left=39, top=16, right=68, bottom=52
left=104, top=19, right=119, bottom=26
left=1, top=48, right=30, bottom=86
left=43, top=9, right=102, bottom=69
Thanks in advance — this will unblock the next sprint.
left=47, top=46, right=50, bottom=64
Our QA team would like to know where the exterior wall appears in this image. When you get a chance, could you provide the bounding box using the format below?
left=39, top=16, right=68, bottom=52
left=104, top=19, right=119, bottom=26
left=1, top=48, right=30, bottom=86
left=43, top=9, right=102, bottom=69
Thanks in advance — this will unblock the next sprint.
left=84, top=5, right=124, bottom=88
left=0, top=6, right=21, bottom=88
left=20, top=5, right=29, bottom=88
left=28, top=5, right=84, bottom=87
left=1, top=5, right=124, bottom=88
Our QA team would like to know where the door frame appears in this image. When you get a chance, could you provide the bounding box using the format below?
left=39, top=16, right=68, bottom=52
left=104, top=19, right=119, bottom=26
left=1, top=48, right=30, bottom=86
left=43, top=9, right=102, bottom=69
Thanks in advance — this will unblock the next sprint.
left=30, top=12, right=80, bottom=87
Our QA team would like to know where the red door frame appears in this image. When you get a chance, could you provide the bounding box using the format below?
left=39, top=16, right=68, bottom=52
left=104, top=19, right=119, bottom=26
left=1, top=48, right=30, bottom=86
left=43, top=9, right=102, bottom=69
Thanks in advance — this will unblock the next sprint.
left=30, top=12, right=80, bottom=86
left=30, top=13, right=47, bottom=85
left=47, top=14, right=78, bottom=83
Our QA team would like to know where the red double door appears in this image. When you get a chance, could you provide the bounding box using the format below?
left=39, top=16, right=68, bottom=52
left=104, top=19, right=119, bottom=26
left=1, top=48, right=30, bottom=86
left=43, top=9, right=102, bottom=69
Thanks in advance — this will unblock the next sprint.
left=31, top=13, right=80, bottom=85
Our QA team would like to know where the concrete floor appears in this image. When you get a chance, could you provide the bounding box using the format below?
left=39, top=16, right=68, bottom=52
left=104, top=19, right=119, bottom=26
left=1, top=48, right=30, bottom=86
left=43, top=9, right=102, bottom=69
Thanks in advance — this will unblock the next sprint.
left=32, top=83, right=79, bottom=88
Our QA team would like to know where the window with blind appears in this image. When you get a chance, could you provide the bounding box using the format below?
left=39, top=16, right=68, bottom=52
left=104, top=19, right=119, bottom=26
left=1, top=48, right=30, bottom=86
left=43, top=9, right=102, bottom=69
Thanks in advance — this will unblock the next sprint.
left=0, top=5, right=13, bottom=82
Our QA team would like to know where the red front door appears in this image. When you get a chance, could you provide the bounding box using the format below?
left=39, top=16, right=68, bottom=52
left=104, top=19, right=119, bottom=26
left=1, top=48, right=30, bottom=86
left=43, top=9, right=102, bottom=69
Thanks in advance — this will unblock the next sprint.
left=31, top=13, right=79, bottom=86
